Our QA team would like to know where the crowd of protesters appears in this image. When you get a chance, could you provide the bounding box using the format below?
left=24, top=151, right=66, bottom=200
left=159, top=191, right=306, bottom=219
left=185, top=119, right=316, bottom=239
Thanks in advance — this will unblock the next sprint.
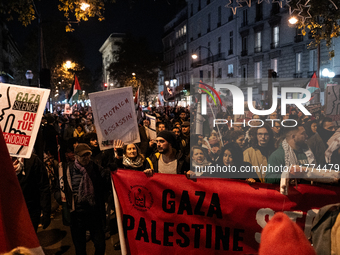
left=12, top=101, right=340, bottom=254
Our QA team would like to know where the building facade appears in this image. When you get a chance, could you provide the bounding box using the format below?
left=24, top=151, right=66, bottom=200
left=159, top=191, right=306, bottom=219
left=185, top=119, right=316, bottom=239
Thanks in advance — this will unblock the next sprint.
left=0, top=21, right=23, bottom=85
left=99, top=33, right=125, bottom=90
left=163, top=0, right=340, bottom=107
left=162, top=6, right=190, bottom=106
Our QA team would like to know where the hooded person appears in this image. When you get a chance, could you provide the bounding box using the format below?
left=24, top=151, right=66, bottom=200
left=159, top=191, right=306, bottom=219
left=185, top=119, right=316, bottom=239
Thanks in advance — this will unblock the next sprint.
left=259, top=212, right=316, bottom=255
left=145, top=130, right=190, bottom=175
left=307, top=117, right=336, bottom=165
left=67, top=143, right=111, bottom=255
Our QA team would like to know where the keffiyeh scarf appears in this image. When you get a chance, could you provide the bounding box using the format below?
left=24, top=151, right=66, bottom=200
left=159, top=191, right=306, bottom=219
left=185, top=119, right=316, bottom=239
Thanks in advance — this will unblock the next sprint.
left=122, top=155, right=144, bottom=169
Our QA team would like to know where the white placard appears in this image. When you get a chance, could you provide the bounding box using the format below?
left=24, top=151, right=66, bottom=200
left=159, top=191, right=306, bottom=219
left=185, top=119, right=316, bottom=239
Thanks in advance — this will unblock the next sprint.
left=146, top=114, right=157, bottom=140
left=89, top=87, right=140, bottom=151
left=63, top=103, right=72, bottom=114
left=0, top=83, right=50, bottom=158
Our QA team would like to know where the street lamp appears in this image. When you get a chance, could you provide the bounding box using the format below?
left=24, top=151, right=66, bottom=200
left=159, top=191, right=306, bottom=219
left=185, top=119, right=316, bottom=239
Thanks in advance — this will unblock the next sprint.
left=322, top=68, right=330, bottom=77
left=80, top=2, right=90, bottom=11
left=25, top=70, right=34, bottom=86
left=191, top=46, right=214, bottom=87
left=288, top=16, right=298, bottom=24
left=65, top=60, right=72, bottom=69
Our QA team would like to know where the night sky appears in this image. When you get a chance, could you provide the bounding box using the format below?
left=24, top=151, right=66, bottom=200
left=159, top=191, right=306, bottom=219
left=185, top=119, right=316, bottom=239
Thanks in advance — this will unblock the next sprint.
left=8, top=0, right=185, bottom=73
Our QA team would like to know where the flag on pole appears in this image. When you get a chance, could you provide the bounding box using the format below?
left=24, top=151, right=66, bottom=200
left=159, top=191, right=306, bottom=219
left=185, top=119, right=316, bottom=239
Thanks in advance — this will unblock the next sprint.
left=302, top=72, right=320, bottom=102
left=158, top=93, right=164, bottom=106
left=0, top=126, right=44, bottom=254
left=67, top=75, right=81, bottom=104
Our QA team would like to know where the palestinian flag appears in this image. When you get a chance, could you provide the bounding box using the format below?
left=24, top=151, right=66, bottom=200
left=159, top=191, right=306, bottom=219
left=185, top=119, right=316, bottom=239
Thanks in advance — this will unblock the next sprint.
left=0, top=127, right=44, bottom=254
left=67, top=75, right=81, bottom=104
left=302, top=72, right=320, bottom=102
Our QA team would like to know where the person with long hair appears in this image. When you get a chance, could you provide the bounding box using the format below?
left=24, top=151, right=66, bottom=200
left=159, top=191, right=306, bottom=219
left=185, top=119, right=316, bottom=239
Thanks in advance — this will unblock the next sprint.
left=229, top=130, right=246, bottom=150
left=304, top=119, right=317, bottom=139
left=112, top=140, right=146, bottom=171
left=204, top=143, right=257, bottom=181
left=243, top=124, right=275, bottom=183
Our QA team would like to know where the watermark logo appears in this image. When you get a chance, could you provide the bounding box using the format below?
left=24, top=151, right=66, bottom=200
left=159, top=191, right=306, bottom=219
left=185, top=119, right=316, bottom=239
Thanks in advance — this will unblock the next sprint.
left=198, top=82, right=222, bottom=110
left=200, top=84, right=312, bottom=116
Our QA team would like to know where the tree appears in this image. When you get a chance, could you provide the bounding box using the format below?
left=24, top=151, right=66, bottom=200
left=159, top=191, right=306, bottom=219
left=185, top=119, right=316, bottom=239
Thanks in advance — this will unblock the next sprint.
left=0, top=0, right=115, bottom=31
left=288, top=0, right=340, bottom=58
left=14, top=21, right=91, bottom=97
left=107, top=34, right=161, bottom=103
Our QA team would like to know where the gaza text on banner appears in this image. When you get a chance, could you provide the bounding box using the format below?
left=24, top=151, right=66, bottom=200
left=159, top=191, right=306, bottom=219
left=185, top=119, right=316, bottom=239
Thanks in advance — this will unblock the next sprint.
left=0, top=83, right=50, bottom=158
left=112, top=170, right=340, bottom=255
left=89, top=87, right=140, bottom=151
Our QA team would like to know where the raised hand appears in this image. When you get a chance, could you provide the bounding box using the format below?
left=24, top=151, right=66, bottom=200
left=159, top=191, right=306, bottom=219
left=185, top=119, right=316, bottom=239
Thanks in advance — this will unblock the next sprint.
left=113, top=139, right=124, bottom=150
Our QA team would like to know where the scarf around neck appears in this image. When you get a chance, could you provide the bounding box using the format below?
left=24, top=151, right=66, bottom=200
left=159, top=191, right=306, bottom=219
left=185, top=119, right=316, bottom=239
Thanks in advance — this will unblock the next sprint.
left=74, top=159, right=95, bottom=206
left=281, top=139, right=315, bottom=167
left=122, top=154, right=144, bottom=169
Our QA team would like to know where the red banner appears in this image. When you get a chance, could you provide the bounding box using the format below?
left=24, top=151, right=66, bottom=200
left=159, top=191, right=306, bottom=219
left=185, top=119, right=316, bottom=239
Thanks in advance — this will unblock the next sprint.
left=112, top=170, right=340, bottom=255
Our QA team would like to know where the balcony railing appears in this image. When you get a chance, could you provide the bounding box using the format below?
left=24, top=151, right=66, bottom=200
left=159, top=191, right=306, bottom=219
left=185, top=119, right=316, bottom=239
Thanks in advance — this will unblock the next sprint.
left=270, top=42, right=279, bottom=49
left=241, top=21, right=248, bottom=27
left=307, top=71, right=316, bottom=77
left=255, top=15, right=263, bottom=22
left=294, top=72, right=303, bottom=78
left=254, top=46, right=262, bottom=53
left=295, top=35, right=303, bottom=43
left=191, top=52, right=226, bottom=68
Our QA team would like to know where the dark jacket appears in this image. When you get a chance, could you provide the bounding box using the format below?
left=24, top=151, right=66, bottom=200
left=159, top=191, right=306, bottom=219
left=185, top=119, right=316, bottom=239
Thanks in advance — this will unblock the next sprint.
left=145, top=151, right=190, bottom=174
left=69, top=160, right=110, bottom=218
left=138, top=125, right=150, bottom=158
left=307, top=133, right=327, bottom=166
left=18, top=154, right=51, bottom=217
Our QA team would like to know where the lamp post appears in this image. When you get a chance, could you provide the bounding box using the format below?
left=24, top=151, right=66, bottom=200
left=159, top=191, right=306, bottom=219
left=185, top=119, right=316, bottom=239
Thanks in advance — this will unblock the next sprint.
left=191, top=46, right=217, bottom=137
left=25, top=70, right=34, bottom=86
left=191, top=46, right=214, bottom=87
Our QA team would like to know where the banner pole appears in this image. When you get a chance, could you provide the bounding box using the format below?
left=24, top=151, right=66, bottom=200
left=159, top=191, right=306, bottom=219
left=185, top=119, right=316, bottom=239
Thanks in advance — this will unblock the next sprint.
left=112, top=178, right=127, bottom=255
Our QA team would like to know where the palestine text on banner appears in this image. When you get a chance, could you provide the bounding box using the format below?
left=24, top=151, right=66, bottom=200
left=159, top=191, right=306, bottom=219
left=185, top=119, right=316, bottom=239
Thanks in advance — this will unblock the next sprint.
left=0, top=84, right=50, bottom=158
left=0, top=126, right=44, bottom=254
left=89, top=87, right=140, bottom=151
left=112, top=170, right=340, bottom=255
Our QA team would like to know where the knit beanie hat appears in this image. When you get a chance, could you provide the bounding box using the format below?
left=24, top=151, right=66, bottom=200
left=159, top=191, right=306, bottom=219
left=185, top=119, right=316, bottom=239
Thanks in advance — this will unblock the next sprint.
left=259, top=212, right=316, bottom=255
left=157, top=131, right=178, bottom=150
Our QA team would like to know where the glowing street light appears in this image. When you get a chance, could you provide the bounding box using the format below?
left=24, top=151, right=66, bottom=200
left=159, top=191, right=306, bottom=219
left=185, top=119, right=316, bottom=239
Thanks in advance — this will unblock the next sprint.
left=191, top=53, right=198, bottom=60
left=289, top=16, right=298, bottom=25
left=80, top=3, right=90, bottom=11
left=322, top=68, right=329, bottom=77
left=65, top=60, right=72, bottom=69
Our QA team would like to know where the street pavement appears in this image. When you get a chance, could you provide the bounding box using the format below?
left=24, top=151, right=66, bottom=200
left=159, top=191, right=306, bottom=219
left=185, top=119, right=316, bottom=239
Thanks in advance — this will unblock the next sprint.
left=37, top=206, right=122, bottom=255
